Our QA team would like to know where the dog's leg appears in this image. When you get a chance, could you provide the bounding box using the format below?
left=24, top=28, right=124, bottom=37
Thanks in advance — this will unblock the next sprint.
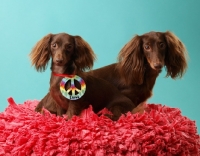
left=50, top=85, right=69, bottom=110
left=107, top=105, right=125, bottom=121
left=65, top=101, right=85, bottom=120
left=131, top=102, right=147, bottom=114
left=65, top=103, right=77, bottom=120
left=35, top=101, right=44, bottom=113
left=35, top=94, right=48, bottom=113
left=56, top=104, right=66, bottom=116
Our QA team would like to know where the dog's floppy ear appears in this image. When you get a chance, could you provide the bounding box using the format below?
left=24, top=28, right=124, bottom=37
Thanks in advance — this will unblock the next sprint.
left=29, top=34, right=52, bottom=72
left=118, top=35, right=145, bottom=85
left=164, top=31, right=188, bottom=78
left=74, top=36, right=96, bottom=71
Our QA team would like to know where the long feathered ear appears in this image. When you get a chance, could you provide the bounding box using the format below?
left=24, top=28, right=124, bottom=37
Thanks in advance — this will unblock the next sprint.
left=117, top=35, right=145, bottom=85
left=74, top=36, right=96, bottom=71
left=29, top=34, right=52, bottom=72
left=164, top=31, right=188, bottom=78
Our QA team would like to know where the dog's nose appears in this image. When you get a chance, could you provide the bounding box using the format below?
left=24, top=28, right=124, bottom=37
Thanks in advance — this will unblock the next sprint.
left=56, top=59, right=63, bottom=64
left=154, top=63, right=163, bottom=70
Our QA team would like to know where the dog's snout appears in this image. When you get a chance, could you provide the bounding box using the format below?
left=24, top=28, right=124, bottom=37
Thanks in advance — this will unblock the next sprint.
left=153, top=63, right=163, bottom=70
left=56, top=59, right=63, bottom=64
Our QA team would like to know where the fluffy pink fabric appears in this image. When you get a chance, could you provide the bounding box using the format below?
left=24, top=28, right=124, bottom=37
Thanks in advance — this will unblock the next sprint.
left=0, top=97, right=199, bottom=156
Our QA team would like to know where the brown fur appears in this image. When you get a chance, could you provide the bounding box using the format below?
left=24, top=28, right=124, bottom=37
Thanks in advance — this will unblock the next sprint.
left=89, top=31, right=188, bottom=106
left=30, top=33, right=137, bottom=120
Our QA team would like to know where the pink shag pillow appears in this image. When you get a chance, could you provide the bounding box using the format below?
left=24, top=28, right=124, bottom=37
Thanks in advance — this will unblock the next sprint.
left=0, top=97, right=199, bottom=156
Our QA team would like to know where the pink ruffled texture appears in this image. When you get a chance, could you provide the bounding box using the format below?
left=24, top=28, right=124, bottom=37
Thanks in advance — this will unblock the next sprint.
left=0, top=97, right=199, bottom=156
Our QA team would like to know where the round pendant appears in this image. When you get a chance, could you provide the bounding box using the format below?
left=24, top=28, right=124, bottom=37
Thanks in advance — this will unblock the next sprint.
left=60, top=75, right=86, bottom=100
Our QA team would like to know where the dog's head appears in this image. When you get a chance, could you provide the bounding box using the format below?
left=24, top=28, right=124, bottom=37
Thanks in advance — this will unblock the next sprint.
left=141, top=32, right=167, bottom=72
left=29, top=33, right=96, bottom=72
left=118, top=31, right=188, bottom=84
left=50, top=33, right=75, bottom=67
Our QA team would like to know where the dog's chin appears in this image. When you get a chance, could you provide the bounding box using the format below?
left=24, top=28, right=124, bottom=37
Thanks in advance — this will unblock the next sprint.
left=151, top=66, right=163, bottom=73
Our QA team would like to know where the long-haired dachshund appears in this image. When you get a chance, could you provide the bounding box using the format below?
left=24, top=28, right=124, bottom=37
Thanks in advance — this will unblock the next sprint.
left=89, top=31, right=188, bottom=106
left=30, top=33, right=137, bottom=120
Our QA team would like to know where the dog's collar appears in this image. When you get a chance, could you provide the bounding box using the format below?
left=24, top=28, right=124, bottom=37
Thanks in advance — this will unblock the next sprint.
left=53, top=72, right=75, bottom=78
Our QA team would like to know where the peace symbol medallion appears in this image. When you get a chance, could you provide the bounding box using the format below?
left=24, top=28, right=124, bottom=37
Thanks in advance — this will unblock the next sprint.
left=60, top=75, right=86, bottom=100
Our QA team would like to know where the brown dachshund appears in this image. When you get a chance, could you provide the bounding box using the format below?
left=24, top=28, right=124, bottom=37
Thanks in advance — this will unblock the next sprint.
left=89, top=31, right=188, bottom=107
left=30, top=33, right=137, bottom=120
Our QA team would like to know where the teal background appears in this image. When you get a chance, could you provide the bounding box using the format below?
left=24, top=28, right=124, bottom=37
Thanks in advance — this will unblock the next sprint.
left=0, top=1, right=199, bottom=132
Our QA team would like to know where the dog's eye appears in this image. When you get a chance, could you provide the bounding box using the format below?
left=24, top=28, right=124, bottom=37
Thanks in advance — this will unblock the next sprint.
left=66, top=44, right=73, bottom=50
left=159, top=42, right=165, bottom=48
left=144, top=45, right=150, bottom=50
left=52, top=43, right=57, bottom=48
left=68, top=44, right=72, bottom=48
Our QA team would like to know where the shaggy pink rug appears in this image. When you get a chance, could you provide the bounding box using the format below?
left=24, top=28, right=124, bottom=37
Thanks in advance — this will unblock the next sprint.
left=0, top=97, right=199, bottom=156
